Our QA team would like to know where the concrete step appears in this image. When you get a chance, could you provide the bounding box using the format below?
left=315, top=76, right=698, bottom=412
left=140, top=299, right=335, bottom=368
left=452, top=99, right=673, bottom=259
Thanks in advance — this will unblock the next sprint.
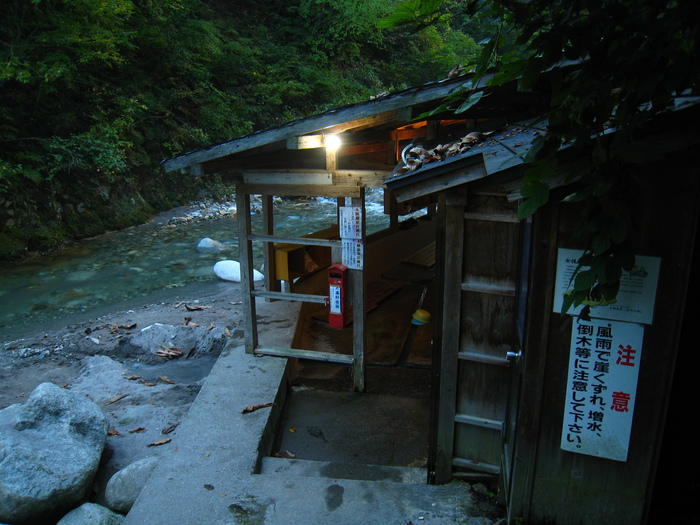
left=260, top=456, right=427, bottom=484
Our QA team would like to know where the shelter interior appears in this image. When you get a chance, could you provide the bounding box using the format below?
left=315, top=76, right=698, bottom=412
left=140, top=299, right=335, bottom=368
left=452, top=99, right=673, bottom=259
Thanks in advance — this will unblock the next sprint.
left=161, top=75, right=559, bottom=487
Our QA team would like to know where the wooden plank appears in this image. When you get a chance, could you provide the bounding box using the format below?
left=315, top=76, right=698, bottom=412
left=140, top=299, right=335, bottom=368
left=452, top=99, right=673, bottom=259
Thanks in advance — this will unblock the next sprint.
left=322, top=110, right=401, bottom=134
left=332, top=170, right=391, bottom=188
left=507, top=198, right=559, bottom=520
left=464, top=212, right=519, bottom=223
left=286, top=135, right=324, bottom=149
left=363, top=218, right=436, bottom=284
left=459, top=293, right=518, bottom=357
left=389, top=159, right=488, bottom=203
left=404, top=242, right=436, bottom=268
left=454, top=424, right=502, bottom=473
left=461, top=280, right=516, bottom=296
left=435, top=198, right=465, bottom=484
left=455, top=413, right=504, bottom=431
left=452, top=456, right=501, bottom=475
left=240, top=183, right=361, bottom=198
left=427, top=193, right=447, bottom=483
left=351, top=189, right=366, bottom=392
left=242, top=170, right=333, bottom=185
left=236, top=188, right=258, bottom=354
left=262, top=196, right=279, bottom=295
left=251, top=290, right=328, bottom=304
left=254, top=347, right=354, bottom=365
left=326, top=143, right=337, bottom=172
left=250, top=235, right=340, bottom=248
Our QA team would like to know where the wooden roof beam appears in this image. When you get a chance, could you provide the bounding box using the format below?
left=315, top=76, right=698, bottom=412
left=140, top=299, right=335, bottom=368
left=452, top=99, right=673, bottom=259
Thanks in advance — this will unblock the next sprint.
left=223, top=168, right=390, bottom=189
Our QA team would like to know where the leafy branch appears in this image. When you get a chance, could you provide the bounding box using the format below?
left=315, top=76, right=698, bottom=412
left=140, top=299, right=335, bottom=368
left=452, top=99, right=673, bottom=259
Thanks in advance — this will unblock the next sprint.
left=380, top=0, right=699, bottom=316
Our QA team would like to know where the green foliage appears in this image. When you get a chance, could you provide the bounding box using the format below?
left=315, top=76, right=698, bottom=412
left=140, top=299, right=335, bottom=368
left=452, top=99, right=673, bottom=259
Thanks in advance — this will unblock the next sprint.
left=1, top=0, right=475, bottom=259
left=381, top=0, right=700, bottom=315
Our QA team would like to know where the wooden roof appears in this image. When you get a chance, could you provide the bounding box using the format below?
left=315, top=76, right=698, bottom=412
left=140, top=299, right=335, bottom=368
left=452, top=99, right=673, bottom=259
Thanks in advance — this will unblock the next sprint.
left=384, top=120, right=545, bottom=202
left=162, top=71, right=548, bottom=197
left=385, top=94, right=700, bottom=203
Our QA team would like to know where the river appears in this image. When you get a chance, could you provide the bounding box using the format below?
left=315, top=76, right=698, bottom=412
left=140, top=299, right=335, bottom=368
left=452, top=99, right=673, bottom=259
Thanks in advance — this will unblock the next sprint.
left=0, top=191, right=391, bottom=340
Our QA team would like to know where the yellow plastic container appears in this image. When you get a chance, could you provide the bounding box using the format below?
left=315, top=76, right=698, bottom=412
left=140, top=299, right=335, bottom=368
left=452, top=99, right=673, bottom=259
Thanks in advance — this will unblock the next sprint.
left=411, top=309, right=431, bottom=325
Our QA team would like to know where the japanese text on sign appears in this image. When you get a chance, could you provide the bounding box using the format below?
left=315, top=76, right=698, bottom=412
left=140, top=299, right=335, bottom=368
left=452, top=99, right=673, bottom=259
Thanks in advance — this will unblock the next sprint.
left=560, top=318, right=644, bottom=461
left=342, top=239, right=364, bottom=270
left=553, top=248, right=661, bottom=324
left=329, top=285, right=342, bottom=314
left=339, top=206, right=363, bottom=239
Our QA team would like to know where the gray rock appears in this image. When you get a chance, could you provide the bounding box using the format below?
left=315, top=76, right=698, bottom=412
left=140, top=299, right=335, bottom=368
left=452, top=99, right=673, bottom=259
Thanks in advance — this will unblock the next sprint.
left=105, top=456, right=160, bottom=513
left=123, top=323, right=225, bottom=361
left=57, top=502, right=124, bottom=524
left=196, top=237, right=228, bottom=253
left=0, top=382, right=109, bottom=525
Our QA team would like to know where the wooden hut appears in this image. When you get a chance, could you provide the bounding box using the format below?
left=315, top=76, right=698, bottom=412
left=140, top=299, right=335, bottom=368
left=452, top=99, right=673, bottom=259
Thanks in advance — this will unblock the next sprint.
left=164, top=71, right=700, bottom=524
left=163, top=71, right=544, bottom=394
left=384, top=94, right=700, bottom=523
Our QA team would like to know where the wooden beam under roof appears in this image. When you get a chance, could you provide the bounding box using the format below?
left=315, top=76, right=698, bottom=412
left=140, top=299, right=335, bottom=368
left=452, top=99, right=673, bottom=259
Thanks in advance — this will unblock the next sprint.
left=224, top=168, right=389, bottom=197
left=239, top=183, right=362, bottom=198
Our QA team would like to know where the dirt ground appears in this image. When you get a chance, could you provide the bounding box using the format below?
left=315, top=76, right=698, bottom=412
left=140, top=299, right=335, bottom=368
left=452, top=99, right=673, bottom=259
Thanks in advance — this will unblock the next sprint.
left=0, top=280, right=246, bottom=408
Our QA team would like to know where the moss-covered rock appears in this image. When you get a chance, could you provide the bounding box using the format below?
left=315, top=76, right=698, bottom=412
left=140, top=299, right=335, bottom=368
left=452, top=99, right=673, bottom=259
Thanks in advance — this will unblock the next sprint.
left=0, top=232, right=28, bottom=260
left=0, top=169, right=208, bottom=262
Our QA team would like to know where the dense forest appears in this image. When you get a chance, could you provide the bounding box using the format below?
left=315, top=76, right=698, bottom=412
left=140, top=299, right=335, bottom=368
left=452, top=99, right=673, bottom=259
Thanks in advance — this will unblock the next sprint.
left=3, top=0, right=696, bottom=269
left=0, top=0, right=480, bottom=261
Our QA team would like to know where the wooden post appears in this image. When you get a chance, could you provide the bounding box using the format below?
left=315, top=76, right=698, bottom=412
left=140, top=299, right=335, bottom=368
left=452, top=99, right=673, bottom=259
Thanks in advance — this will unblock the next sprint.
left=262, top=195, right=279, bottom=295
left=351, top=189, right=366, bottom=392
left=434, top=192, right=465, bottom=484
left=236, top=187, right=258, bottom=353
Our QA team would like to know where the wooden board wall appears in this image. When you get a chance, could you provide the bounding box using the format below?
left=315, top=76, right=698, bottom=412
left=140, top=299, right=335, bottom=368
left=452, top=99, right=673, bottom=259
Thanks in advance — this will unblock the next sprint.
left=450, top=189, right=522, bottom=474
left=514, top=152, right=700, bottom=524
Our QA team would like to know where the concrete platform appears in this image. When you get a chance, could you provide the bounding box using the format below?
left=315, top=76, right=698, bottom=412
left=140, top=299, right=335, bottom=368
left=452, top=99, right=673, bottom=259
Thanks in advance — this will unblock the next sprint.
left=123, top=299, right=502, bottom=524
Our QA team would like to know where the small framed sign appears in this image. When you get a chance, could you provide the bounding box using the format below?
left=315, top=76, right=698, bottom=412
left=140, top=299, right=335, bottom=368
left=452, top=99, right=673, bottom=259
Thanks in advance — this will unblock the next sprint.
left=553, top=248, right=661, bottom=324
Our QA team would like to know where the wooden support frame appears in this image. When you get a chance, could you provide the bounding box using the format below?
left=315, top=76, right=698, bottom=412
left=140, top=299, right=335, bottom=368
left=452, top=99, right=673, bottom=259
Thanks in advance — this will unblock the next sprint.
left=434, top=193, right=466, bottom=484
left=234, top=153, right=366, bottom=391
left=262, top=195, right=279, bottom=295
left=236, top=188, right=258, bottom=354
left=350, top=189, right=366, bottom=393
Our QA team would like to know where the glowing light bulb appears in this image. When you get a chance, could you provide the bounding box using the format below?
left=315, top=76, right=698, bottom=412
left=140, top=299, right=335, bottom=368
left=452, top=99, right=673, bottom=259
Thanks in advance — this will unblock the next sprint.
left=324, top=135, right=341, bottom=151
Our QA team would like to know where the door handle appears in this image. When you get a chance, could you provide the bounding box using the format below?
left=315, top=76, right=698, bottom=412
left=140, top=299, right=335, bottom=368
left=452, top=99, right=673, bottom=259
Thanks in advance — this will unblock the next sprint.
left=506, top=350, right=522, bottom=364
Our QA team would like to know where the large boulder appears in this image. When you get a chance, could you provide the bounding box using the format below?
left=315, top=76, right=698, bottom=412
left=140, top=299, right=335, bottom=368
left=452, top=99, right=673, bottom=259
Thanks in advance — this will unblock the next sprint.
left=56, top=502, right=124, bottom=525
left=196, top=237, right=229, bottom=254
left=213, top=260, right=264, bottom=282
left=105, top=456, right=160, bottom=513
left=0, top=383, right=109, bottom=525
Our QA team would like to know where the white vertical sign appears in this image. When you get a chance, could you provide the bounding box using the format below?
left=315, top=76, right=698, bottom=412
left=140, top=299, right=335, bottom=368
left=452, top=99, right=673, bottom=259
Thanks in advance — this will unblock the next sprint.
left=339, top=206, right=363, bottom=269
left=342, top=239, right=364, bottom=270
left=339, top=206, right=363, bottom=239
left=560, top=318, right=644, bottom=461
left=329, top=285, right=342, bottom=314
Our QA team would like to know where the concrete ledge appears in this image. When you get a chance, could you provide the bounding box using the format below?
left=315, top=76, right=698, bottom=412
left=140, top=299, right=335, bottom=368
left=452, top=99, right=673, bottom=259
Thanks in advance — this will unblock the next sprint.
left=123, top=342, right=289, bottom=524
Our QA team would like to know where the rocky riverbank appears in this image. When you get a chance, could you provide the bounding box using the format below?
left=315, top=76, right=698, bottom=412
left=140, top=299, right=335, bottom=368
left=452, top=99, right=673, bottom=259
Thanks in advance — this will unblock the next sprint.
left=0, top=194, right=258, bottom=522
left=0, top=275, right=247, bottom=523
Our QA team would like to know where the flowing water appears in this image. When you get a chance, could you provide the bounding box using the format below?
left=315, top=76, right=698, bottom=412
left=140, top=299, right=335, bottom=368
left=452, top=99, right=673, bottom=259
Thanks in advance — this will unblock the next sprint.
left=0, top=192, right=392, bottom=340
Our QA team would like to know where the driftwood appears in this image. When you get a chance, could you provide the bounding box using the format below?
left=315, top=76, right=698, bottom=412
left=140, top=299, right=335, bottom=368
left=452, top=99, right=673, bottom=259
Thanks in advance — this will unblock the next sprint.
left=395, top=131, right=488, bottom=176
